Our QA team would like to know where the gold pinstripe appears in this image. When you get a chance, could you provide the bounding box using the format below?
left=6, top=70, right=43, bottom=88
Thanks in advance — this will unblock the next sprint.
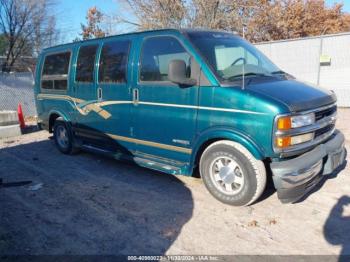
left=108, top=133, right=192, bottom=154
left=37, top=94, right=266, bottom=115
left=95, top=101, right=133, bottom=107
left=37, top=93, right=266, bottom=154
left=37, top=94, right=111, bottom=119
left=137, top=101, right=266, bottom=115
left=37, top=94, right=192, bottom=154
left=37, top=94, right=84, bottom=103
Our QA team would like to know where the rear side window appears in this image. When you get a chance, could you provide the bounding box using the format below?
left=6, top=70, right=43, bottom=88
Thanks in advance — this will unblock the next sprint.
left=41, top=52, right=71, bottom=90
left=76, top=45, right=98, bottom=82
left=99, top=40, right=130, bottom=83
left=140, top=36, right=190, bottom=82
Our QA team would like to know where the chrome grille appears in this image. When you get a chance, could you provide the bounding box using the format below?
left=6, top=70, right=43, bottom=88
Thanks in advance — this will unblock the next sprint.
left=315, top=105, right=337, bottom=121
left=315, top=123, right=335, bottom=138
left=274, top=103, right=337, bottom=155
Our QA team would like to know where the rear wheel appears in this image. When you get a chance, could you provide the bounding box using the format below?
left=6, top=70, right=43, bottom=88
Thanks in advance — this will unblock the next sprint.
left=199, top=140, right=266, bottom=206
left=53, top=119, right=78, bottom=154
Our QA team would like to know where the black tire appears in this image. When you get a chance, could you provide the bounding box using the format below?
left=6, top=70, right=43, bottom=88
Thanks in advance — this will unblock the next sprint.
left=199, top=140, right=266, bottom=206
left=53, top=119, right=79, bottom=154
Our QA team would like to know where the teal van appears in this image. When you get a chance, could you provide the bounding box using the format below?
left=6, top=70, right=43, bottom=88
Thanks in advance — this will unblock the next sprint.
left=34, top=29, right=346, bottom=206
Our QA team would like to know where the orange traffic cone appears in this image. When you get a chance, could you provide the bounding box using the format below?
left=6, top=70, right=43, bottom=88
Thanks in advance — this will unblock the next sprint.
left=17, top=103, right=26, bottom=129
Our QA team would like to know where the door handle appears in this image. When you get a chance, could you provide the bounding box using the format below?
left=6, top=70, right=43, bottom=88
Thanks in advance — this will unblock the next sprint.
left=133, top=88, right=139, bottom=105
left=97, top=87, right=102, bottom=101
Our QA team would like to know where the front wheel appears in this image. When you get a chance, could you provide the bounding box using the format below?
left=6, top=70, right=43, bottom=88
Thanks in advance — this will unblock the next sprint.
left=199, top=140, right=266, bottom=206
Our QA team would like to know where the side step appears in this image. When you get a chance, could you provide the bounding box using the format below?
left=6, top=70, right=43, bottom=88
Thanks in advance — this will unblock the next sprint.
left=81, top=144, right=112, bottom=154
left=80, top=144, right=183, bottom=175
left=134, top=157, right=181, bottom=175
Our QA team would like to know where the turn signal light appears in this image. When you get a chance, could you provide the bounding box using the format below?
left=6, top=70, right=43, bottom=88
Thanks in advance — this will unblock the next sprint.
left=276, top=136, right=291, bottom=148
left=277, top=117, right=292, bottom=130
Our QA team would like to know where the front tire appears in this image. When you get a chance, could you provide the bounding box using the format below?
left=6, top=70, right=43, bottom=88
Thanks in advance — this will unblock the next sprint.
left=199, top=140, right=266, bottom=206
left=53, top=119, right=78, bottom=154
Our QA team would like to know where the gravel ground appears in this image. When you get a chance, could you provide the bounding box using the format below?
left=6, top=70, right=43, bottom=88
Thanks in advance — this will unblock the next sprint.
left=0, top=109, right=349, bottom=257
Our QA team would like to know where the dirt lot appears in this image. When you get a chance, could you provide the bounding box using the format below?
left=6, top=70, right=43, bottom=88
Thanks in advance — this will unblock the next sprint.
left=0, top=109, right=349, bottom=257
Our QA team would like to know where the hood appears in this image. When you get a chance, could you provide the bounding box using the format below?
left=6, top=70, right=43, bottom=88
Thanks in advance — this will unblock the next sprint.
left=245, top=79, right=337, bottom=112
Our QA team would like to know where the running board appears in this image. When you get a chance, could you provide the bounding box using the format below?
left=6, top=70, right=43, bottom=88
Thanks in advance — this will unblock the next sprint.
left=134, top=157, right=181, bottom=175
left=81, top=144, right=113, bottom=154
left=80, top=144, right=183, bottom=175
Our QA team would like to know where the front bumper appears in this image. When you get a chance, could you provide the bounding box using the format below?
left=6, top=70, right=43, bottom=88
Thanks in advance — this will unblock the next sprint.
left=271, top=130, right=346, bottom=203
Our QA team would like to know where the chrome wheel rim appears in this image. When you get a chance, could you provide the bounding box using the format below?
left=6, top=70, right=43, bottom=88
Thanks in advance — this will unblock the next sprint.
left=209, top=156, right=245, bottom=195
left=56, top=125, right=69, bottom=149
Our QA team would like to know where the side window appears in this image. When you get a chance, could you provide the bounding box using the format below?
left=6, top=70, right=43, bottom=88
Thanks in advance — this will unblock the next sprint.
left=41, top=52, right=71, bottom=90
left=99, top=40, right=130, bottom=83
left=76, top=45, right=98, bottom=82
left=140, top=36, right=190, bottom=82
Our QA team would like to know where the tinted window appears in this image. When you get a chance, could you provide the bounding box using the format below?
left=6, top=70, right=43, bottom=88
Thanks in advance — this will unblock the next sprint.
left=99, top=40, right=130, bottom=83
left=41, top=80, right=53, bottom=89
left=76, top=45, right=98, bottom=82
left=43, top=52, right=70, bottom=75
left=140, top=36, right=190, bottom=82
left=41, top=52, right=71, bottom=90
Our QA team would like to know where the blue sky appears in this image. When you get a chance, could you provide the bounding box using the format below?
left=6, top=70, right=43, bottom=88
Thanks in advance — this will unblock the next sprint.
left=56, top=0, right=350, bottom=43
left=56, top=0, right=121, bottom=42
left=327, top=0, right=350, bottom=11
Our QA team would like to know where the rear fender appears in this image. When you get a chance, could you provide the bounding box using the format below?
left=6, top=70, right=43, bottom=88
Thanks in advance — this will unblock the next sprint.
left=49, top=109, right=70, bottom=122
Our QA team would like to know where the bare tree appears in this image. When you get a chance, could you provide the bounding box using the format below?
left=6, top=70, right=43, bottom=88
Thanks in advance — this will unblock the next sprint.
left=32, top=4, right=59, bottom=56
left=189, top=0, right=224, bottom=29
left=0, top=0, right=57, bottom=72
left=189, top=0, right=260, bottom=35
left=117, top=0, right=259, bottom=34
left=124, top=0, right=187, bottom=30
left=116, top=0, right=350, bottom=43
left=247, top=0, right=350, bottom=42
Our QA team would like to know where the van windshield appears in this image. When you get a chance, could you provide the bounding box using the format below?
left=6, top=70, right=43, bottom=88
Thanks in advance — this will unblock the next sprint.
left=186, top=31, right=281, bottom=83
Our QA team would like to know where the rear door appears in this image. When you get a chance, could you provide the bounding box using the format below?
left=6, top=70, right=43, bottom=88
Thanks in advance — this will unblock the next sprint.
left=73, top=44, right=100, bottom=131
left=96, top=38, right=134, bottom=152
left=132, top=35, right=199, bottom=162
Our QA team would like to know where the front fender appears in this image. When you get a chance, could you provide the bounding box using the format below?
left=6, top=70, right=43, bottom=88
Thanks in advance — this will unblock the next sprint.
left=190, top=127, right=265, bottom=167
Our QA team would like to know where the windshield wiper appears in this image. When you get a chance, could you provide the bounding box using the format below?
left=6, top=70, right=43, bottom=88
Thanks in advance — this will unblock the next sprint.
left=271, top=70, right=286, bottom=75
left=271, top=70, right=295, bottom=79
left=226, top=72, right=270, bottom=87
left=228, top=72, right=267, bottom=80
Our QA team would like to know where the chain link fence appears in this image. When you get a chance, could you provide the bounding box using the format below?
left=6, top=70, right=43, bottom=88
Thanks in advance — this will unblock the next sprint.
left=0, top=71, right=37, bottom=117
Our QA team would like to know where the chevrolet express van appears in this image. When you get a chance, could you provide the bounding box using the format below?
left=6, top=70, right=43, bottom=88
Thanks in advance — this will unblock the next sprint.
left=34, top=29, right=346, bottom=206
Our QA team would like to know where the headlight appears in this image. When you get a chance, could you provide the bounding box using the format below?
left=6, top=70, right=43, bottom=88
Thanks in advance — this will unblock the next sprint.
left=275, top=113, right=316, bottom=150
left=291, top=133, right=314, bottom=145
left=275, top=132, right=314, bottom=148
left=277, top=113, right=315, bottom=130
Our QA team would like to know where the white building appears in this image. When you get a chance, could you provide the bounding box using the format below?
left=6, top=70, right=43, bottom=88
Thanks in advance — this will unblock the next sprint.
left=255, top=32, right=350, bottom=107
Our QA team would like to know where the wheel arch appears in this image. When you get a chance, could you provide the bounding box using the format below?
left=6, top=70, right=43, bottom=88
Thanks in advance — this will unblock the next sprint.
left=48, top=109, right=70, bottom=132
left=190, top=128, right=265, bottom=172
